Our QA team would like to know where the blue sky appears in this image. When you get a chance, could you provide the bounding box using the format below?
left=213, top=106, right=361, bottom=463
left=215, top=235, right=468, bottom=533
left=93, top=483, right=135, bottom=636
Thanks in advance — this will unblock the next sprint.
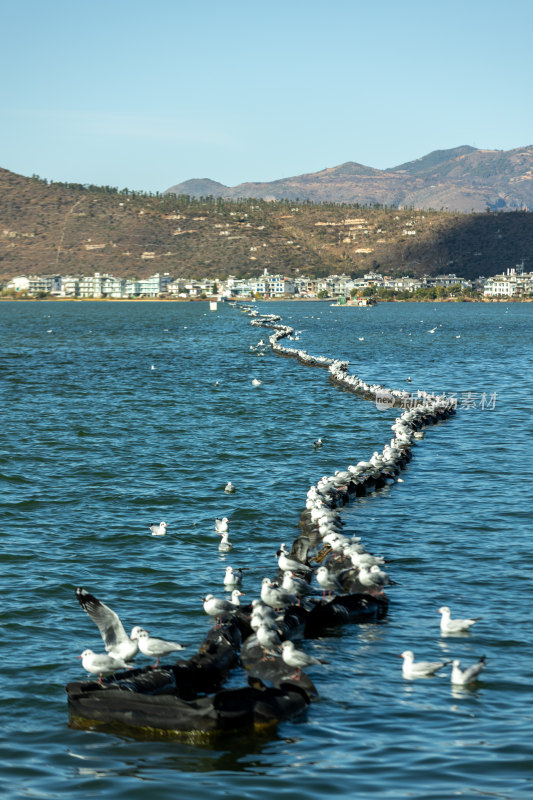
left=1, top=0, right=532, bottom=192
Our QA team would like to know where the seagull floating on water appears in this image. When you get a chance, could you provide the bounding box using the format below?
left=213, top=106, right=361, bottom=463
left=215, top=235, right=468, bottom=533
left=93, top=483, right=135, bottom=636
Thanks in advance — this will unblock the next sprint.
left=132, top=629, right=187, bottom=667
left=313, top=438, right=323, bottom=448
left=451, top=656, right=486, bottom=685
left=223, top=566, right=244, bottom=587
left=400, top=650, right=451, bottom=679
left=149, top=521, right=167, bottom=536
left=224, top=481, right=235, bottom=493
left=218, top=530, right=233, bottom=552
left=75, top=587, right=144, bottom=663
left=78, top=649, right=129, bottom=683
left=251, top=378, right=262, bottom=386
left=438, top=605, right=480, bottom=634
left=215, top=517, right=229, bottom=534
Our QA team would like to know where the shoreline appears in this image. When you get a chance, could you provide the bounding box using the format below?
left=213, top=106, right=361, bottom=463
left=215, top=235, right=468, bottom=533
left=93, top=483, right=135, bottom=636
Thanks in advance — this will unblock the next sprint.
left=0, top=296, right=530, bottom=303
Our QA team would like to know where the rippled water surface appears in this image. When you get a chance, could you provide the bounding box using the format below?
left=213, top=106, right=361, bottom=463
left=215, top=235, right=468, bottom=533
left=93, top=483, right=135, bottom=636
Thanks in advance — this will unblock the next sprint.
left=1, top=300, right=532, bottom=800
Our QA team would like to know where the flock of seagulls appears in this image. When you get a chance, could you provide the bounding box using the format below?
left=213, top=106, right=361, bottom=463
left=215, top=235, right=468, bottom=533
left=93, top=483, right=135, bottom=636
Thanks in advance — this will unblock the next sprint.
left=246, top=308, right=488, bottom=688
left=75, top=306, right=488, bottom=697
left=75, top=587, right=188, bottom=681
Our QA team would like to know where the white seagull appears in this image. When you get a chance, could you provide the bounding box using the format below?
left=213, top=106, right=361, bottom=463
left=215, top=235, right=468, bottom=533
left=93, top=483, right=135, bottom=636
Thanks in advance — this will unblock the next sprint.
left=315, top=566, right=344, bottom=598
left=203, top=591, right=243, bottom=625
left=400, top=650, right=451, bottom=679
left=451, top=656, right=487, bottom=685
left=215, top=517, right=229, bottom=534
left=224, top=482, right=236, bottom=493
left=75, top=587, right=144, bottom=663
left=149, top=521, right=167, bottom=536
left=132, top=629, right=187, bottom=667
left=251, top=378, right=262, bottom=386
left=223, top=566, right=244, bottom=587
left=260, top=577, right=297, bottom=610
left=218, top=531, right=233, bottom=552
left=256, top=623, right=282, bottom=653
left=438, top=606, right=480, bottom=634
left=277, top=545, right=312, bottom=575
left=281, top=640, right=327, bottom=678
left=78, top=649, right=129, bottom=683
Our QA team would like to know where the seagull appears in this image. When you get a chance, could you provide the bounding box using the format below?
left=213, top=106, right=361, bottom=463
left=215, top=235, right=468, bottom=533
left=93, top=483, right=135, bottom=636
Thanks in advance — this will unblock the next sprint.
left=75, top=587, right=143, bottom=662
left=313, top=438, right=323, bottom=448
left=224, top=482, right=235, bottom=493
left=281, top=640, right=328, bottom=678
left=203, top=591, right=243, bottom=625
left=406, top=376, right=412, bottom=383
left=260, top=577, right=297, bottom=610
left=132, top=629, right=187, bottom=667
left=256, top=623, right=282, bottom=653
left=315, top=565, right=344, bottom=598
left=358, top=565, right=394, bottom=593
left=251, top=378, right=262, bottom=386
left=215, top=517, right=229, bottom=534
left=358, top=337, right=365, bottom=341
left=149, top=521, right=167, bottom=536
left=218, top=531, right=233, bottom=552
left=427, top=327, right=437, bottom=333
left=438, top=606, right=480, bottom=634
left=214, top=381, right=219, bottom=387
left=277, top=545, right=312, bottom=575
left=223, top=566, right=244, bottom=587
left=400, top=650, right=451, bottom=679
left=282, top=571, right=311, bottom=601
left=78, top=649, right=129, bottom=684
left=451, top=656, right=487, bottom=685
left=151, top=365, right=156, bottom=370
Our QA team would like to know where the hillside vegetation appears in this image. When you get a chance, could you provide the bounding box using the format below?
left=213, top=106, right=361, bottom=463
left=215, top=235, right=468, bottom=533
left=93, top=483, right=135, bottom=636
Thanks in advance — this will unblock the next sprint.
left=1, top=166, right=532, bottom=281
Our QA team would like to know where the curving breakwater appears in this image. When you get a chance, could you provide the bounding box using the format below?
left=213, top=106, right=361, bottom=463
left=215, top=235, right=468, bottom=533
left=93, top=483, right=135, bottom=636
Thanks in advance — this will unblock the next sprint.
left=245, top=305, right=456, bottom=597
left=66, top=304, right=456, bottom=739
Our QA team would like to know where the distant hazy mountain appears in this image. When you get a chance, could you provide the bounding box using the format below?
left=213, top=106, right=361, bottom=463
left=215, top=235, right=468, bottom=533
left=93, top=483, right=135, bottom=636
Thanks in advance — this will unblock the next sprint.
left=165, top=145, right=533, bottom=212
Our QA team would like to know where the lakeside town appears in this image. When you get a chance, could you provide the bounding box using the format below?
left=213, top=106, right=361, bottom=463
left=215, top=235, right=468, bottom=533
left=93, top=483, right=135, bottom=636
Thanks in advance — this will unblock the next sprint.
left=2, top=264, right=532, bottom=301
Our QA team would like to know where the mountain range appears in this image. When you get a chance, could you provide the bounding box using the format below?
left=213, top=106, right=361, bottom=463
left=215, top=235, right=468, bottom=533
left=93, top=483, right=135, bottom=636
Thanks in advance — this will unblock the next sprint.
left=165, top=145, right=533, bottom=212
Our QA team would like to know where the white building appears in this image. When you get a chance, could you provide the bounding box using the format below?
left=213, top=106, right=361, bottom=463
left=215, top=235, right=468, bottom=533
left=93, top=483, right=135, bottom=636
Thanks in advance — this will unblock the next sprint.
left=484, top=265, right=533, bottom=297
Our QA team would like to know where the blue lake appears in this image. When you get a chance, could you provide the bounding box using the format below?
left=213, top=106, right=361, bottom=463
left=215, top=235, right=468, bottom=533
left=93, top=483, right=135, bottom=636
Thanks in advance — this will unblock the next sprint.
left=0, top=299, right=532, bottom=800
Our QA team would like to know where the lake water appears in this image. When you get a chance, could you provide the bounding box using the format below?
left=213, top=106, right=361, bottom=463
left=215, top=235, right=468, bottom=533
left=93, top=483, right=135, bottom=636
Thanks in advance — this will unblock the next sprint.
left=1, top=299, right=532, bottom=800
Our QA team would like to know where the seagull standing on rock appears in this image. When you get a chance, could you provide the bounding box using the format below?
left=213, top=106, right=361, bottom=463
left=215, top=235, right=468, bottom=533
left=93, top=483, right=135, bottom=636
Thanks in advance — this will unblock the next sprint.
left=203, top=590, right=243, bottom=626
left=260, top=577, right=297, bottom=611
left=132, top=629, right=188, bottom=667
left=281, top=640, right=328, bottom=679
left=277, top=544, right=312, bottom=575
left=75, top=587, right=144, bottom=663
left=78, top=649, right=130, bottom=684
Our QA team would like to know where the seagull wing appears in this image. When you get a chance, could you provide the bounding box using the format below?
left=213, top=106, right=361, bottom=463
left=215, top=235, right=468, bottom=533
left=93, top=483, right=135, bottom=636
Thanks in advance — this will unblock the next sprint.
left=462, top=657, right=486, bottom=683
left=75, top=587, right=130, bottom=652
